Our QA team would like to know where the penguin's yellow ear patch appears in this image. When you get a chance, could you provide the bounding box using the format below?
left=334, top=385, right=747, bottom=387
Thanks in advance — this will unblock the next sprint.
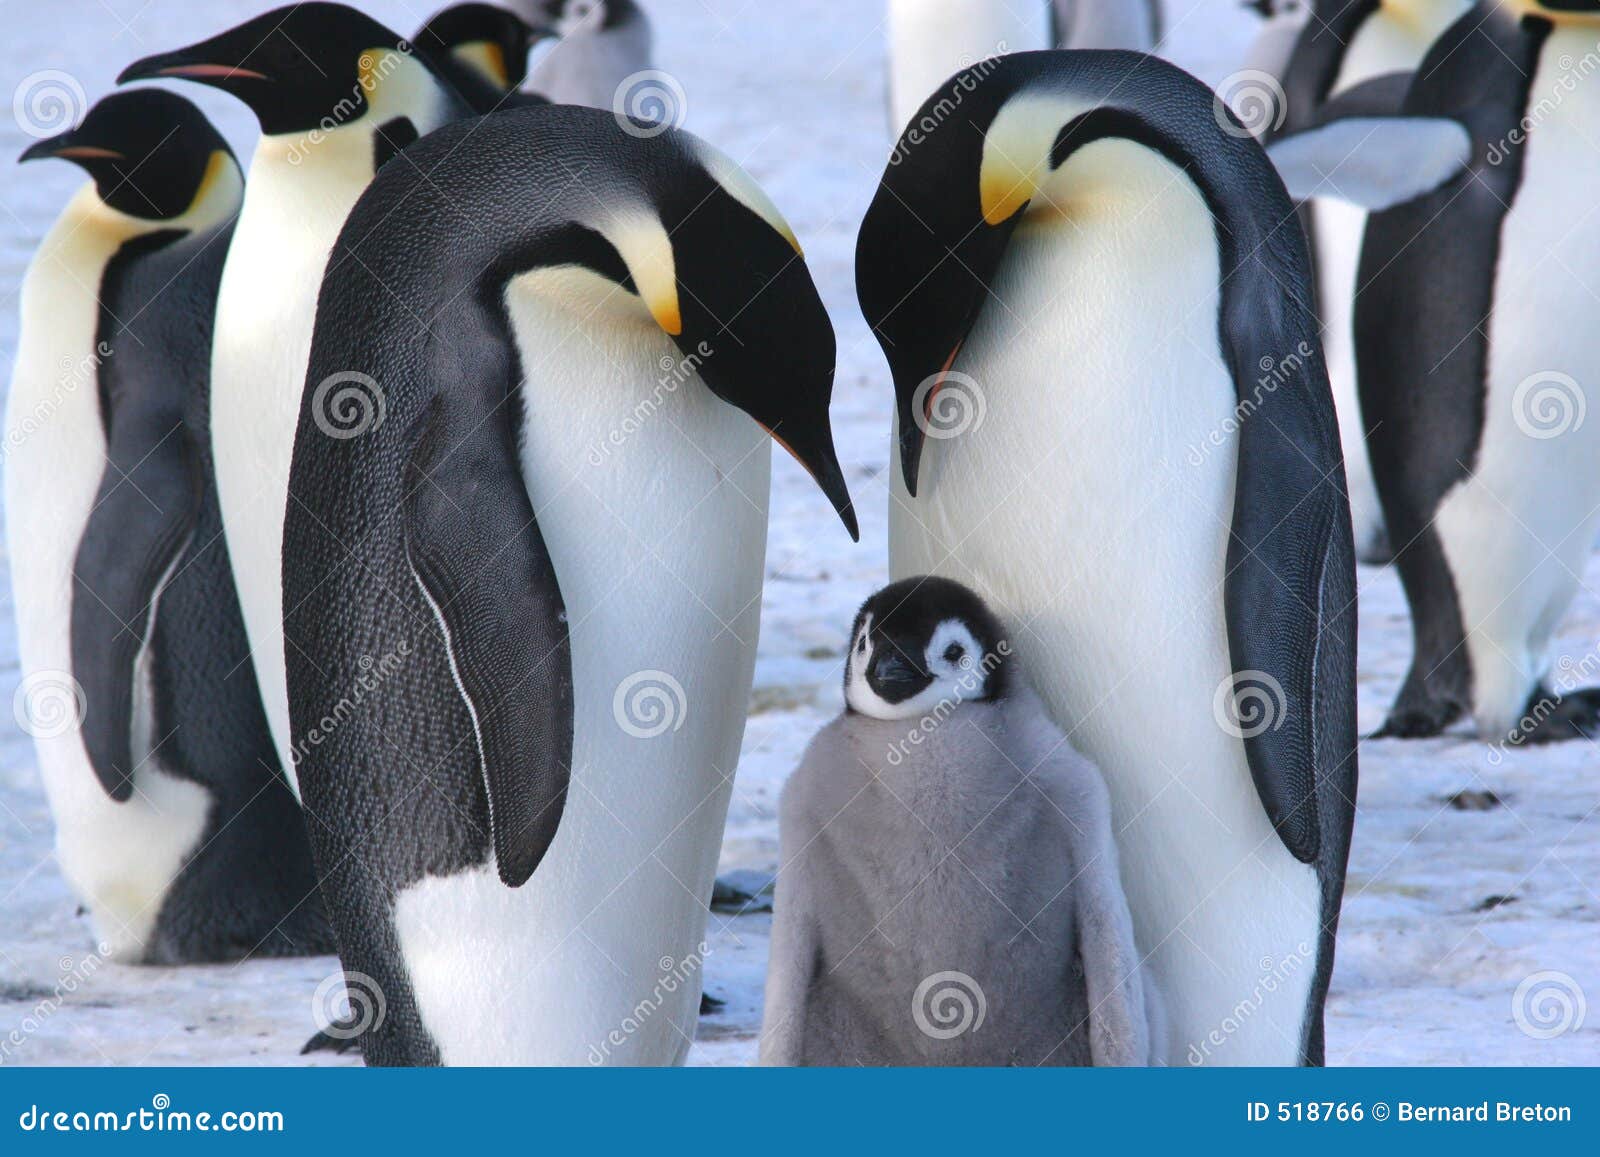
left=606, top=212, right=682, bottom=335
left=979, top=93, right=1090, bottom=226
left=453, top=41, right=510, bottom=89
left=695, top=140, right=803, bottom=256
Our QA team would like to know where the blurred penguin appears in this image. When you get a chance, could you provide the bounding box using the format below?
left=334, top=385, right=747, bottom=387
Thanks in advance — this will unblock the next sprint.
left=414, top=2, right=553, bottom=112
left=516, top=0, right=653, bottom=108
left=761, top=577, right=1164, bottom=1066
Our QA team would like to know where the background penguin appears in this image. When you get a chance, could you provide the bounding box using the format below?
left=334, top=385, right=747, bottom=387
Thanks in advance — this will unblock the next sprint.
left=886, top=1, right=1162, bottom=136
left=117, top=4, right=474, bottom=794
left=1352, top=0, right=1600, bottom=743
left=761, top=577, right=1164, bottom=1067
left=856, top=50, right=1357, bottom=1065
left=414, top=2, right=552, bottom=112
left=6, top=91, right=331, bottom=964
left=517, top=0, right=654, bottom=108
left=1279, top=0, right=1472, bottom=563
left=281, top=103, right=856, bottom=1066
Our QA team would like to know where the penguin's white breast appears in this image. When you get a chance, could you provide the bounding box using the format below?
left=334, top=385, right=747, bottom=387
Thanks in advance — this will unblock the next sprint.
left=391, top=266, right=770, bottom=1064
left=886, top=0, right=1052, bottom=133
left=1434, top=25, right=1600, bottom=731
left=4, top=192, right=209, bottom=959
left=209, top=143, right=371, bottom=796
left=888, top=138, right=1320, bottom=1064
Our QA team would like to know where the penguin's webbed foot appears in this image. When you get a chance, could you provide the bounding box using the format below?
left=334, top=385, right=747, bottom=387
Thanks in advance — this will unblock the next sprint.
left=699, top=992, right=726, bottom=1016
left=1505, top=686, right=1600, bottom=746
left=1374, top=699, right=1460, bottom=740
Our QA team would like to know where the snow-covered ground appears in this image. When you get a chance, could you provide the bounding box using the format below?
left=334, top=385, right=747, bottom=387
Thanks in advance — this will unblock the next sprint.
left=1, top=0, right=1596, bottom=1066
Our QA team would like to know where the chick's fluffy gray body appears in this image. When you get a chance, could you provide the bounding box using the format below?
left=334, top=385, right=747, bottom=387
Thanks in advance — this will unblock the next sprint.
left=762, top=687, right=1162, bottom=1066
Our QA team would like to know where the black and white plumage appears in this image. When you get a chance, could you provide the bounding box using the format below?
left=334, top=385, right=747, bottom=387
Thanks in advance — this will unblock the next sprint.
left=414, top=2, right=553, bottom=112
left=517, top=0, right=654, bottom=108
left=282, top=104, right=854, bottom=1066
left=6, top=91, right=331, bottom=964
left=762, top=577, right=1164, bottom=1066
left=857, top=49, right=1358, bottom=1064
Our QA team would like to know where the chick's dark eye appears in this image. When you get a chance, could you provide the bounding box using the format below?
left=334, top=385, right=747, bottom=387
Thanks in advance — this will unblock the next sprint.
left=943, top=644, right=964, bottom=664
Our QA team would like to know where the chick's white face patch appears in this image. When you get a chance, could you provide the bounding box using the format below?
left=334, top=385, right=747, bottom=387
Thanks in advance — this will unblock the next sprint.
left=845, top=615, right=992, bottom=721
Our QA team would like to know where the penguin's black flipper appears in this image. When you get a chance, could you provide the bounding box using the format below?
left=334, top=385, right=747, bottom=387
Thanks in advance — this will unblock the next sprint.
left=70, top=420, right=201, bottom=800
left=405, top=397, right=574, bottom=889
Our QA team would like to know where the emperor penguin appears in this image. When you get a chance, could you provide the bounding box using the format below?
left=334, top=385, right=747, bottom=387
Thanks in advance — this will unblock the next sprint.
left=1279, top=0, right=1473, bottom=563
left=281, top=103, right=856, bottom=1065
left=886, top=2, right=1163, bottom=137
left=761, top=577, right=1165, bottom=1067
left=414, top=3, right=552, bottom=112
left=1351, top=0, right=1600, bottom=743
left=117, top=4, right=474, bottom=792
left=856, top=50, right=1358, bottom=1065
left=1236, top=0, right=1311, bottom=85
left=519, top=0, right=654, bottom=108
left=6, top=91, right=331, bottom=963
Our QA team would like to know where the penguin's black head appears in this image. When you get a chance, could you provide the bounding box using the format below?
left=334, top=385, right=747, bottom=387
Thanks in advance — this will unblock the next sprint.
left=19, top=89, right=235, bottom=221
left=639, top=145, right=857, bottom=540
left=538, top=0, right=641, bottom=33
left=415, top=3, right=547, bottom=92
left=856, top=61, right=1024, bottom=499
left=843, top=576, right=1010, bottom=720
left=118, top=3, right=427, bottom=137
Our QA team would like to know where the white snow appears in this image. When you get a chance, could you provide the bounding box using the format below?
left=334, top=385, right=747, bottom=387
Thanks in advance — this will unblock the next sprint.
left=0, top=0, right=1595, bottom=1066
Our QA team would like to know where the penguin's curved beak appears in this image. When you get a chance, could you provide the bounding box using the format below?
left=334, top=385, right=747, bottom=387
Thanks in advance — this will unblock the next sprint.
left=18, top=131, right=124, bottom=166
left=764, top=415, right=859, bottom=543
left=118, top=44, right=272, bottom=88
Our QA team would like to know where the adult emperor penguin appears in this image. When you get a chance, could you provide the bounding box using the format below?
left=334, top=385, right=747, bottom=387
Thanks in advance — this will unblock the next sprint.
left=281, top=104, right=856, bottom=1065
left=1280, top=0, right=1472, bottom=563
left=519, top=0, right=654, bottom=108
left=414, top=3, right=551, bottom=113
left=6, top=91, right=331, bottom=963
left=857, top=50, right=1358, bottom=1065
left=117, top=4, right=474, bottom=790
left=762, top=577, right=1164, bottom=1066
left=1354, top=0, right=1600, bottom=743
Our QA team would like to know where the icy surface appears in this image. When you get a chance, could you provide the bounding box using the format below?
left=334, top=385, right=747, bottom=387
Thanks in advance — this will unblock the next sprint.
left=0, top=0, right=1595, bottom=1067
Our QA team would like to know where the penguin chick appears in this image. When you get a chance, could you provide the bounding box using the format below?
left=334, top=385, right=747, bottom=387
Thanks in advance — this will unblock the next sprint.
left=519, top=0, right=653, bottom=108
left=761, top=576, right=1165, bottom=1067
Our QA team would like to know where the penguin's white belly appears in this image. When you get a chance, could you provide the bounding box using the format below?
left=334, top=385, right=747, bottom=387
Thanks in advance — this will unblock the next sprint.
left=1313, top=3, right=1467, bottom=560
left=886, top=0, right=1051, bottom=133
left=4, top=197, right=209, bottom=960
left=1435, top=28, right=1600, bottom=735
left=888, top=141, right=1319, bottom=1065
left=393, top=274, right=770, bottom=1064
left=210, top=157, right=360, bottom=795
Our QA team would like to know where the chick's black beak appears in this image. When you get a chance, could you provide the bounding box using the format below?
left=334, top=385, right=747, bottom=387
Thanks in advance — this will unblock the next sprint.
left=868, top=651, right=929, bottom=703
